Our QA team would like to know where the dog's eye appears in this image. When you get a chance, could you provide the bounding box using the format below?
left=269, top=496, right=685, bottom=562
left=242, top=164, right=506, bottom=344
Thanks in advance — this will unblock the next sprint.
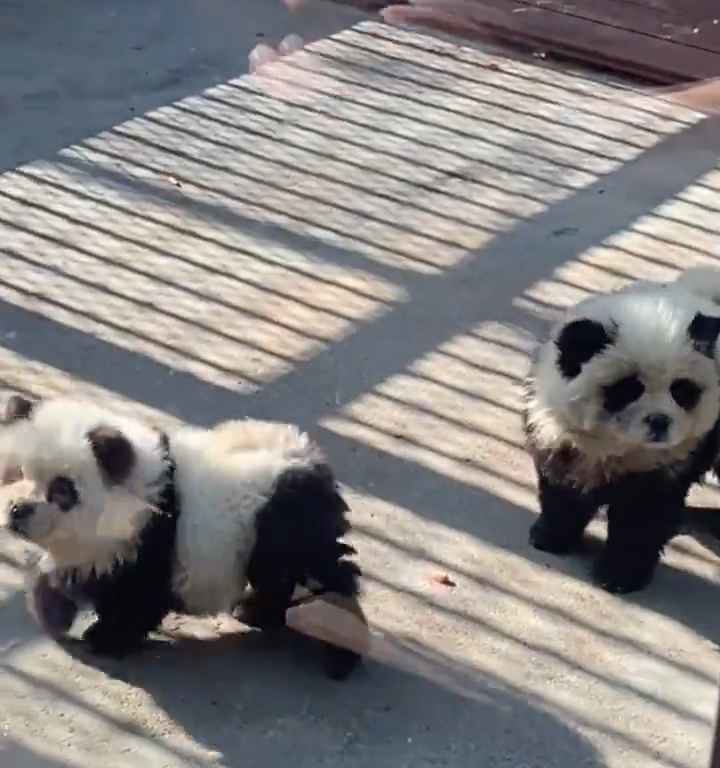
left=671, top=378, right=703, bottom=410
left=47, top=476, right=78, bottom=512
left=603, top=375, right=645, bottom=413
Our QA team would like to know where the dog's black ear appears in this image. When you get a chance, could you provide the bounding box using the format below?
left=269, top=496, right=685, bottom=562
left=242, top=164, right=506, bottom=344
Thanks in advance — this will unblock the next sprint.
left=555, top=319, right=613, bottom=379
left=688, top=312, right=720, bottom=358
left=3, top=394, right=37, bottom=423
left=88, top=426, right=135, bottom=485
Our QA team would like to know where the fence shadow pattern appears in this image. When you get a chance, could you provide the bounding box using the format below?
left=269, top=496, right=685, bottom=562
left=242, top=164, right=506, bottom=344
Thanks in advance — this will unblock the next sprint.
left=0, top=20, right=719, bottom=768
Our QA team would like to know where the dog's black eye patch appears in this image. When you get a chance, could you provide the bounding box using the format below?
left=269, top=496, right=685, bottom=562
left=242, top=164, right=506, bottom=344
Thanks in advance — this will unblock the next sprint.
left=670, top=378, right=703, bottom=411
left=556, top=319, right=613, bottom=379
left=47, top=476, right=78, bottom=512
left=603, top=375, right=645, bottom=414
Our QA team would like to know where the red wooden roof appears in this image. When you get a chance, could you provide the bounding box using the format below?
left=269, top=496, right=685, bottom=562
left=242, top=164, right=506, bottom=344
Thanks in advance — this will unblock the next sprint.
left=476, top=0, right=720, bottom=83
left=357, top=1, right=720, bottom=84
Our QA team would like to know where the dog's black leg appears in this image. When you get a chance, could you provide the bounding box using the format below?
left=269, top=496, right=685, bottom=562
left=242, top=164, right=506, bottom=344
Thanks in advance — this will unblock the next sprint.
left=530, top=471, right=598, bottom=554
left=83, top=587, right=170, bottom=656
left=81, top=565, right=174, bottom=656
left=83, top=615, right=148, bottom=656
left=238, top=570, right=295, bottom=630
left=239, top=563, right=364, bottom=681
left=304, top=557, right=363, bottom=681
left=81, top=500, right=177, bottom=656
left=244, top=462, right=364, bottom=679
left=594, top=479, right=685, bottom=594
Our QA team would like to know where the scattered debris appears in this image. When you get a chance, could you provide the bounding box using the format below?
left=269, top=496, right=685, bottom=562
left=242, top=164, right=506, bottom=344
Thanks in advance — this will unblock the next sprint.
left=432, top=573, right=457, bottom=588
left=552, top=226, right=579, bottom=237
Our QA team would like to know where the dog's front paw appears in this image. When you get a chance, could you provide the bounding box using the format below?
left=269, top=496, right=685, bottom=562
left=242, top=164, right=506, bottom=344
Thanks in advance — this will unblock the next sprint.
left=83, top=622, right=143, bottom=657
left=592, top=554, right=655, bottom=594
left=27, top=574, right=78, bottom=636
left=530, top=518, right=583, bottom=555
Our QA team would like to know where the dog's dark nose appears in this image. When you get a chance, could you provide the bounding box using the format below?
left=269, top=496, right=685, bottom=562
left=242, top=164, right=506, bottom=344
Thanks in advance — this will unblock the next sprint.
left=10, top=502, right=34, bottom=522
left=645, top=413, right=671, bottom=440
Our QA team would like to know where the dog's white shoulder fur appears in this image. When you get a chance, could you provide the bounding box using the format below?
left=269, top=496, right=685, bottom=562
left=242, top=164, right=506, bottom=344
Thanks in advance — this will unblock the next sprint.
left=171, top=419, right=322, bottom=614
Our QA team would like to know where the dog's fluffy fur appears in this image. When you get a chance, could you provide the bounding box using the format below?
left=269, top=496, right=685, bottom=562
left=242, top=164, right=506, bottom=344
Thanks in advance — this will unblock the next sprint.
left=0, top=396, right=362, bottom=678
left=525, top=271, right=720, bottom=593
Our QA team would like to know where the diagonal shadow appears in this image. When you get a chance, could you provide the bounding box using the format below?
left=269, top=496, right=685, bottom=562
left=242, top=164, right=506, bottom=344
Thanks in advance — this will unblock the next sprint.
left=4, top=14, right=718, bottom=768
left=54, top=152, right=413, bottom=284
left=0, top=77, right=718, bottom=683
left=200, top=114, right=720, bottom=425
left=0, top=114, right=717, bottom=463
left=23, top=113, right=718, bottom=427
left=1, top=631, right=607, bottom=768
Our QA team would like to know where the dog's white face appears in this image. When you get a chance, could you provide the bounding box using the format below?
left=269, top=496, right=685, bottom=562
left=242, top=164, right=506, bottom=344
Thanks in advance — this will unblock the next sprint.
left=533, top=288, right=720, bottom=454
left=0, top=397, right=160, bottom=569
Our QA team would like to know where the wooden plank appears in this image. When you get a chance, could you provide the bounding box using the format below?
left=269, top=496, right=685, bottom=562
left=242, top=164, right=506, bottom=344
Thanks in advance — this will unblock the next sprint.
left=380, top=0, right=720, bottom=83
left=620, top=0, right=715, bottom=12
left=527, top=0, right=720, bottom=54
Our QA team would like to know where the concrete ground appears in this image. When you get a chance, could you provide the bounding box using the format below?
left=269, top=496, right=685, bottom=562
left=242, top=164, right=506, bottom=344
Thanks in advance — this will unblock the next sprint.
left=1, top=4, right=720, bottom=768
left=0, top=0, right=366, bottom=173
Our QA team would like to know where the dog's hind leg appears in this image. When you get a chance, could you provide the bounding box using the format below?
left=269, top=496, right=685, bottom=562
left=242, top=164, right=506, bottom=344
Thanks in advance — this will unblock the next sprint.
left=238, top=567, right=295, bottom=630
left=241, top=463, right=364, bottom=678
left=296, top=549, right=363, bottom=680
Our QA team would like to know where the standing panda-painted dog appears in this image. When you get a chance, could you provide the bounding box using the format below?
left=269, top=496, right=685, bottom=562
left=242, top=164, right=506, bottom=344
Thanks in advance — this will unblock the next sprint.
left=0, top=395, right=363, bottom=679
left=524, top=276, right=720, bottom=593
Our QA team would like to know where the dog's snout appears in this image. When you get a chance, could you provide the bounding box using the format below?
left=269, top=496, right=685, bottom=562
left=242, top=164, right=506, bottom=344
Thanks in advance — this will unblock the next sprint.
left=645, top=413, right=671, bottom=441
left=10, top=502, right=35, bottom=521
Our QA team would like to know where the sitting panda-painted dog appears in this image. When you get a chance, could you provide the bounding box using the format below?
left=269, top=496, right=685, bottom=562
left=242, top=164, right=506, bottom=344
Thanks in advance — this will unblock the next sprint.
left=0, top=395, right=363, bottom=679
left=524, top=275, right=720, bottom=594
